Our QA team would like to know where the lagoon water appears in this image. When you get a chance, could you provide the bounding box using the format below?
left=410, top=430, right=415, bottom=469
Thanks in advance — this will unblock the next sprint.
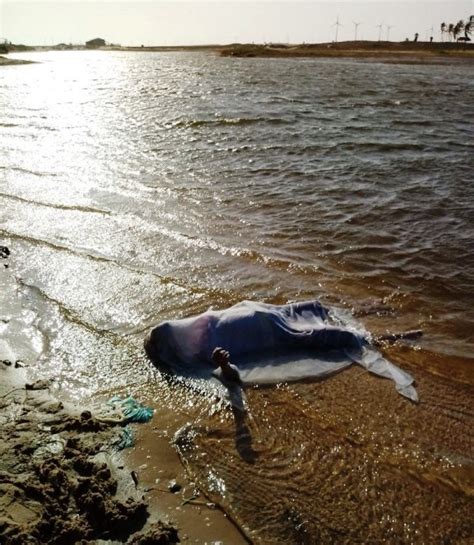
left=1, top=51, right=474, bottom=543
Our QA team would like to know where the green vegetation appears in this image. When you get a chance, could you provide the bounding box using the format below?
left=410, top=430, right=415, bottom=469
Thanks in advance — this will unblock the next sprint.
left=440, top=17, right=473, bottom=42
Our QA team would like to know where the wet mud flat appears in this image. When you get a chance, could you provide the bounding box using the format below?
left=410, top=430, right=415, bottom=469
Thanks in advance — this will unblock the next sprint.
left=0, top=362, right=179, bottom=545
left=174, top=357, right=474, bottom=544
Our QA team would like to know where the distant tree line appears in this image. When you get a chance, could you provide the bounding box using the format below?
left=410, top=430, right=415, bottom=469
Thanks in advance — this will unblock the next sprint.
left=440, top=17, right=473, bottom=42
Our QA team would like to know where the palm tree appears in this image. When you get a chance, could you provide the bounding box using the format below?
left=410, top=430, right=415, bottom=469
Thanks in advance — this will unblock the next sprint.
left=448, top=23, right=455, bottom=41
left=465, top=20, right=473, bottom=39
left=453, top=20, right=465, bottom=41
left=440, top=22, right=447, bottom=41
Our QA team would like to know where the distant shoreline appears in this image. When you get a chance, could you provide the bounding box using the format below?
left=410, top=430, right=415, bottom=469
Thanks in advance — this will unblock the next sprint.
left=3, top=40, right=473, bottom=66
left=217, top=40, right=474, bottom=63
left=0, top=55, right=35, bottom=65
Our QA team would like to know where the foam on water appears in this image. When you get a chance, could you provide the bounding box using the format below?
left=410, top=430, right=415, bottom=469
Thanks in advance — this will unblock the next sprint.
left=0, top=265, right=45, bottom=365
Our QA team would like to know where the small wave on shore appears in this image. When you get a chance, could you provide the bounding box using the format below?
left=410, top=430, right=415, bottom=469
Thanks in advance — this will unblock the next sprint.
left=0, top=248, right=45, bottom=368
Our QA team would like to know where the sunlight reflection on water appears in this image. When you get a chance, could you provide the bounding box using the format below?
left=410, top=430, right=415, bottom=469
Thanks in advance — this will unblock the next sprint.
left=1, top=51, right=473, bottom=401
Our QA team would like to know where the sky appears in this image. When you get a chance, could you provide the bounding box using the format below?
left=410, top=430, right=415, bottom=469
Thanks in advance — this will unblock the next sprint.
left=1, top=0, right=472, bottom=46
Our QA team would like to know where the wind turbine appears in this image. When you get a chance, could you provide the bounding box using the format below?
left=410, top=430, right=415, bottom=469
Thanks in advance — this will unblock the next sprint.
left=353, top=21, right=361, bottom=41
left=386, top=24, right=393, bottom=41
left=333, top=15, right=343, bottom=43
left=376, top=22, right=383, bottom=41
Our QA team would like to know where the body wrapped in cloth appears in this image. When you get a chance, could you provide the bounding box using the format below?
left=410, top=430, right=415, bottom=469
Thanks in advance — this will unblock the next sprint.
left=145, top=300, right=418, bottom=401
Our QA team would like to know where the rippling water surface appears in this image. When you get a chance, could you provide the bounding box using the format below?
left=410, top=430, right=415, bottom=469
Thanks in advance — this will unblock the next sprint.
left=2, top=51, right=473, bottom=373
left=1, top=50, right=473, bottom=543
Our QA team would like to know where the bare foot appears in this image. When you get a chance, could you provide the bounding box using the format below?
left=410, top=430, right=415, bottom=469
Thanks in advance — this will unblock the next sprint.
left=212, top=347, right=242, bottom=385
left=212, top=347, right=230, bottom=367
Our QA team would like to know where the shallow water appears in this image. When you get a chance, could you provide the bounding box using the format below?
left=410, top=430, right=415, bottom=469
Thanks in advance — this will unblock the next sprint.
left=1, top=51, right=473, bottom=543
left=2, top=51, right=473, bottom=371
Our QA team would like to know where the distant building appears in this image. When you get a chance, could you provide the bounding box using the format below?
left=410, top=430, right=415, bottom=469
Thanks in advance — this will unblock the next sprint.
left=85, top=38, right=106, bottom=49
left=55, top=43, right=73, bottom=50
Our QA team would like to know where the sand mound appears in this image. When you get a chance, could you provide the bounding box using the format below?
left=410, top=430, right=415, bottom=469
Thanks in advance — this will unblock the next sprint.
left=0, top=366, right=179, bottom=545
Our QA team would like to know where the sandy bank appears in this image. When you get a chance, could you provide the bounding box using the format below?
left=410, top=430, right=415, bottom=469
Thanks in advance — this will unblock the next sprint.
left=0, top=56, right=35, bottom=66
left=0, top=349, right=188, bottom=545
left=219, top=40, right=474, bottom=63
left=0, top=363, right=182, bottom=544
left=7, top=41, right=474, bottom=65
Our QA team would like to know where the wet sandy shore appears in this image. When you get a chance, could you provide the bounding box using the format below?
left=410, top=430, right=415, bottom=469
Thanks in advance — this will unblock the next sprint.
left=0, top=56, right=35, bottom=65
left=3, top=331, right=472, bottom=544
left=1, top=239, right=473, bottom=543
left=0, top=244, right=248, bottom=544
left=173, top=356, right=474, bottom=544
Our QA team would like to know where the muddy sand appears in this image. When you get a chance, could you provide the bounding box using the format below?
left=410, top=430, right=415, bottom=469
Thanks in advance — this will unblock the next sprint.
left=0, top=360, right=181, bottom=545
left=0, top=362, right=250, bottom=545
